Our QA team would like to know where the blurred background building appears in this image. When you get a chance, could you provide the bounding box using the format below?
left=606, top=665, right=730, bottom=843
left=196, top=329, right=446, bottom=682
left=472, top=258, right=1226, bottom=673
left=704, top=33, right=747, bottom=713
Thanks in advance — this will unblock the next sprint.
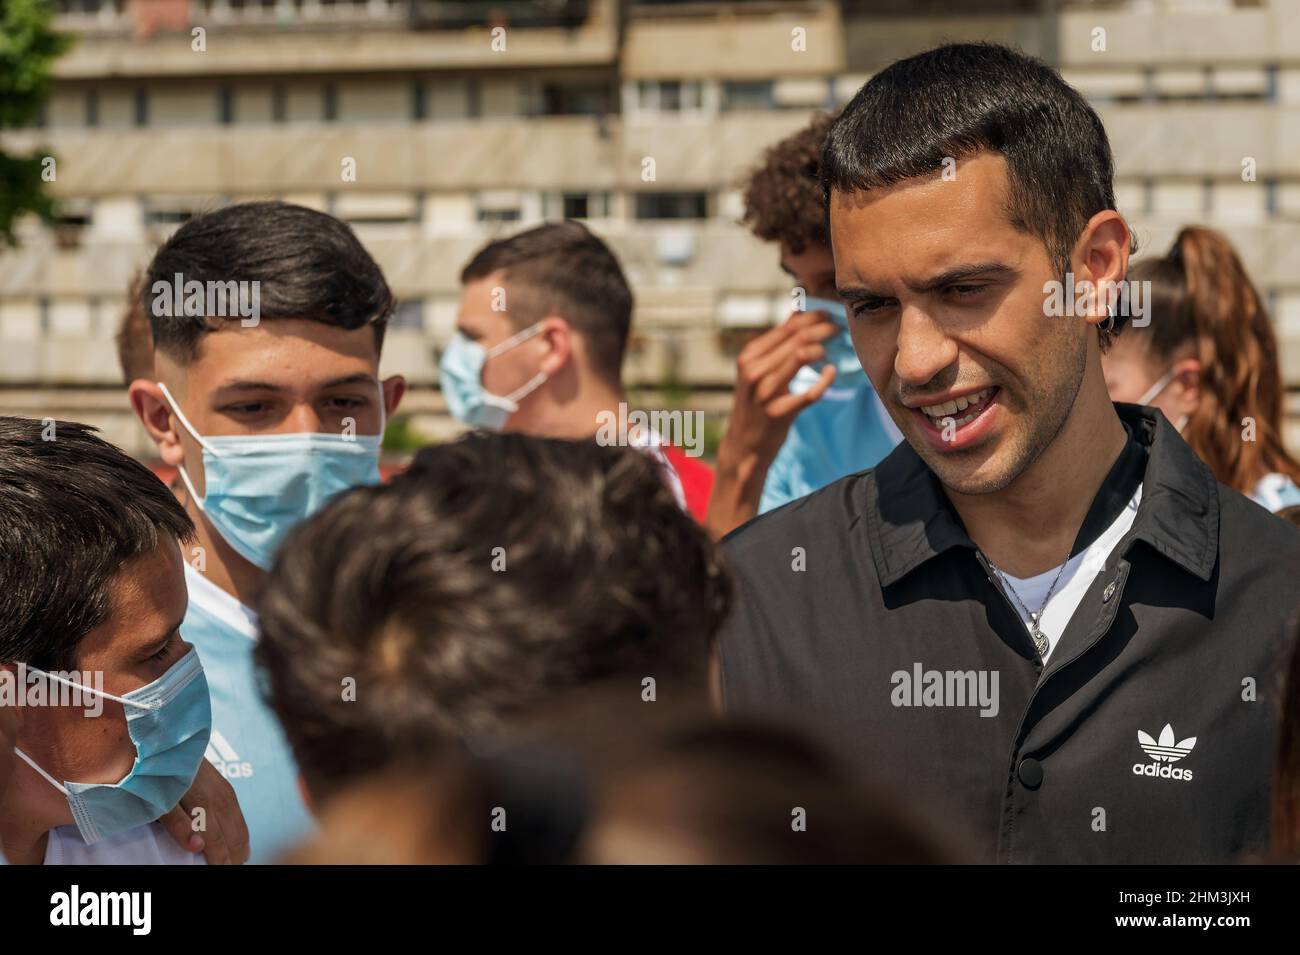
left=1, top=0, right=1298, bottom=457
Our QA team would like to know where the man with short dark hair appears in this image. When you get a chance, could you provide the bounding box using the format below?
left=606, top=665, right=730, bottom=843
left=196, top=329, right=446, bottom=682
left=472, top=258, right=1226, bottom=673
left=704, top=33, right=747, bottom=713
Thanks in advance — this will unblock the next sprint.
left=252, top=433, right=730, bottom=810
left=439, top=220, right=690, bottom=509
left=127, top=200, right=406, bottom=861
left=0, top=417, right=217, bottom=864
left=719, top=43, right=1300, bottom=863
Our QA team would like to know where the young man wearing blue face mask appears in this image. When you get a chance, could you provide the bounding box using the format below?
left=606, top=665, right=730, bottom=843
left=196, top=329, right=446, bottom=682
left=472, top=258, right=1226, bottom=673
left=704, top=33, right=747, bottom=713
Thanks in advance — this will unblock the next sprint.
left=438, top=220, right=688, bottom=508
left=126, top=201, right=406, bottom=862
left=706, top=111, right=901, bottom=537
left=0, top=418, right=213, bottom=865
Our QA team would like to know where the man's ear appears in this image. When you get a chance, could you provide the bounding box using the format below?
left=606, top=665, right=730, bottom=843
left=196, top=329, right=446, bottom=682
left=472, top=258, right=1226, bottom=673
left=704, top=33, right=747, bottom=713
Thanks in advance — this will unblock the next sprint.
left=297, top=773, right=316, bottom=818
left=381, top=375, right=407, bottom=419
left=1173, top=358, right=1202, bottom=413
left=1075, top=210, right=1133, bottom=323
left=128, top=379, right=186, bottom=468
left=538, top=317, right=573, bottom=378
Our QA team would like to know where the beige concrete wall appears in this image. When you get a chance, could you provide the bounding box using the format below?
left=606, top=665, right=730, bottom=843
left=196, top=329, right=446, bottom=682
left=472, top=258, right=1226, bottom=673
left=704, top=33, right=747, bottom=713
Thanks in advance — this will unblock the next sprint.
left=53, top=0, right=621, bottom=78
left=623, top=1, right=844, bottom=79
left=7, top=0, right=1298, bottom=444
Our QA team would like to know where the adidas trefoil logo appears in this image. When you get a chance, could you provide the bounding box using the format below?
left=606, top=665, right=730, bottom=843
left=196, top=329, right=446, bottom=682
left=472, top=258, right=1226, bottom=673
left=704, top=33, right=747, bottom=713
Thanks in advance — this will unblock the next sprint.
left=1132, top=723, right=1196, bottom=781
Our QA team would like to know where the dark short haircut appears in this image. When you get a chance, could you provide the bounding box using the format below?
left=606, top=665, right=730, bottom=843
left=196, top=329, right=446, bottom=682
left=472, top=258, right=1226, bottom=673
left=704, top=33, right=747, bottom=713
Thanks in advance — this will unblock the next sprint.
left=822, top=42, right=1130, bottom=344
left=142, top=200, right=394, bottom=363
left=459, top=220, right=632, bottom=385
left=253, top=432, right=729, bottom=803
left=742, top=109, right=838, bottom=255
left=0, top=417, right=194, bottom=671
left=115, top=269, right=153, bottom=384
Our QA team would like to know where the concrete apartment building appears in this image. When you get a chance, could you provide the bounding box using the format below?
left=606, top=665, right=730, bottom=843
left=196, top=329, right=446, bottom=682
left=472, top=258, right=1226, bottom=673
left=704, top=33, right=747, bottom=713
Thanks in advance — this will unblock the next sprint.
left=1, top=0, right=1298, bottom=456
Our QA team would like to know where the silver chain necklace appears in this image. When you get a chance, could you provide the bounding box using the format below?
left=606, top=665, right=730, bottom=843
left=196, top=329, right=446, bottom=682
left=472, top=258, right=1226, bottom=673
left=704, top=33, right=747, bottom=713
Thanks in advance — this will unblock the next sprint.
left=985, top=553, right=1070, bottom=656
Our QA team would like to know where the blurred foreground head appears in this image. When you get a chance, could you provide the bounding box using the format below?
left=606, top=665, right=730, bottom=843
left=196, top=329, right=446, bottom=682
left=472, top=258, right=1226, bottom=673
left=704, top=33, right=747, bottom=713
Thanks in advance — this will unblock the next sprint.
left=286, top=717, right=961, bottom=865
left=254, top=432, right=731, bottom=808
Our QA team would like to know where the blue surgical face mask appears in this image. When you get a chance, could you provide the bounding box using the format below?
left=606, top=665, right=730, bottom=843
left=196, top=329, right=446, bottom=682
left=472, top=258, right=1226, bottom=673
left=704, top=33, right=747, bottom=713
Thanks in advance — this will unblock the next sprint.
left=14, top=647, right=212, bottom=845
left=439, top=322, right=548, bottom=431
left=158, top=382, right=384, bottom=570
left=801, top=297, right=868, bottom=389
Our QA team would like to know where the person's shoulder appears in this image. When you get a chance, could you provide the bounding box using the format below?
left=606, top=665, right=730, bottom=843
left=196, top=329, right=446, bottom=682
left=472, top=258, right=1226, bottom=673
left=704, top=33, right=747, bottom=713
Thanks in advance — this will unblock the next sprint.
left=1215, top=479, right=1300, bottom=558
left=724, top=467, right=875, bottom=555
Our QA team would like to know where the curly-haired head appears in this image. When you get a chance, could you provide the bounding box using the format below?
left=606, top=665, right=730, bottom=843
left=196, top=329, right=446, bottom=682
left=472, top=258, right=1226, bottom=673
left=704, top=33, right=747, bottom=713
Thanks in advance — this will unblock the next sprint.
left=740, top=110, right=839, bottom=255
left=253, top=432, right=731, bottom=803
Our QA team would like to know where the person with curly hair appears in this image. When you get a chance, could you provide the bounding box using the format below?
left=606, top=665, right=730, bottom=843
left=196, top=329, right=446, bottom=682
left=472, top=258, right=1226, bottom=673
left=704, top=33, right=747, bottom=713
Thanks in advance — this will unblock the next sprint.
left=707, top=110, right=901, bottom=537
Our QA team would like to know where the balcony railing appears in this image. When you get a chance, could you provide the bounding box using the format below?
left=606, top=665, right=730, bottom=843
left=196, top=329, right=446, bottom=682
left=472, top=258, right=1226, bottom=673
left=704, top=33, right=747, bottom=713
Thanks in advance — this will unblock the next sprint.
left=408, top=0, right=589, bottom=29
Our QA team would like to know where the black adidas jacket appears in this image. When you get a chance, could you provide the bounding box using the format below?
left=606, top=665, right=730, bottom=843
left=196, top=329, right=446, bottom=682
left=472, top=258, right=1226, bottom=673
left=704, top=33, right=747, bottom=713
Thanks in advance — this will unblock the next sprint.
left=719, top=404, right=1300, bottom=863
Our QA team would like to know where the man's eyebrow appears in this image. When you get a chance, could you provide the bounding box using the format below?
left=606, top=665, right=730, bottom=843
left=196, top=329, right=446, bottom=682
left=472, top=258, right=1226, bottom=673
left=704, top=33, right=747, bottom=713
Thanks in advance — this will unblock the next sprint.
left=144, top=615, right=187, bottom=654
left=838, top=263, right=1018, bottom=300
left=212, top=380, right=285, bottom=394
left=213, top=374, right=376, bottom=394
left=908, top=263, right=1018, bottom=293
left=320, top=373, right=378, bottom=389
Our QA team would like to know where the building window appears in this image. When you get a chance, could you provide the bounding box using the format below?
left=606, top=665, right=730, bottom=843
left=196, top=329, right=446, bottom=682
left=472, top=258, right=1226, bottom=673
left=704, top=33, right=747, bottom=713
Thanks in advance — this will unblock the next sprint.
left=543, top=192, right=610, bottom=220
left=391, top=300, right=424, bottom=330
left=323, top=83, right=338, bottom=121
left=86, top=89, right=99, bottom=127
left=133, top=88, right=149, bottom=126
left=722, top=81, right=774, bottom=111
left=636, top=80, right=704, bottom=113
left=144, top=198, right=196, bottom=228
left=218, top=87, right=234, bottom=125
left=272, top=85, right=287, bottom=123
left=634, top=192, right=708, bottom=220
left=411, top=80, right=427, bottom=121
left=540, top=83, right=615, bottom=116
left=477, top=207, right=521, bottom=223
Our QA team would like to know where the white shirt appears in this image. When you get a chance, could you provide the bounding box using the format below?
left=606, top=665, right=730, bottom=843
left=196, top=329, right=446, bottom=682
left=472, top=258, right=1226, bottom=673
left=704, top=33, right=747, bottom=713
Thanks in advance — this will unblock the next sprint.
left=1250, top=472, right=1300, bottom=512
left=184, top=560, right=259, bottom=640
left=992, top=484, right=1143, bottom=663
left=626, top=427, right=688, bottom=510
left=44, top=821, right=206, bottom=865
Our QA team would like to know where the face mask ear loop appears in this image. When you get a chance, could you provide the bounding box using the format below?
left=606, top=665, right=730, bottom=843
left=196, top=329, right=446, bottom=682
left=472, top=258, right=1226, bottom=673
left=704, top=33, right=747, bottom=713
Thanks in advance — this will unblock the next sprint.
left=20, top=664, right=157, bottom=711
left=1135, top=367, right=1177, bottom=407
left=157, top=381, right=216, bottom=509
left=14, top=747, right=71, bottom=796
left=502, top=372, right=548, bottom=407
left=156, top=382, right=216, bottom=456
left=484, top=321, right=547, bottom=360
left=481, top=322, right=549, bottom=410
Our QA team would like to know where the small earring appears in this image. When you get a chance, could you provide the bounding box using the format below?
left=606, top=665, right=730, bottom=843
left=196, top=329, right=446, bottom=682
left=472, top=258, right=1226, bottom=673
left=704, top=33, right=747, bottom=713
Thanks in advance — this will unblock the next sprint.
left=1098, top=305, right=1116, bottom=334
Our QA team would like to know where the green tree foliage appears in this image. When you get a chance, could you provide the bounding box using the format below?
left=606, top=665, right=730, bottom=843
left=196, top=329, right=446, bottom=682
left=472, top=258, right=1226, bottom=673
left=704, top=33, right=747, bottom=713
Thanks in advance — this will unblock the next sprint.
left=0, top=0, right=72, bottom=245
